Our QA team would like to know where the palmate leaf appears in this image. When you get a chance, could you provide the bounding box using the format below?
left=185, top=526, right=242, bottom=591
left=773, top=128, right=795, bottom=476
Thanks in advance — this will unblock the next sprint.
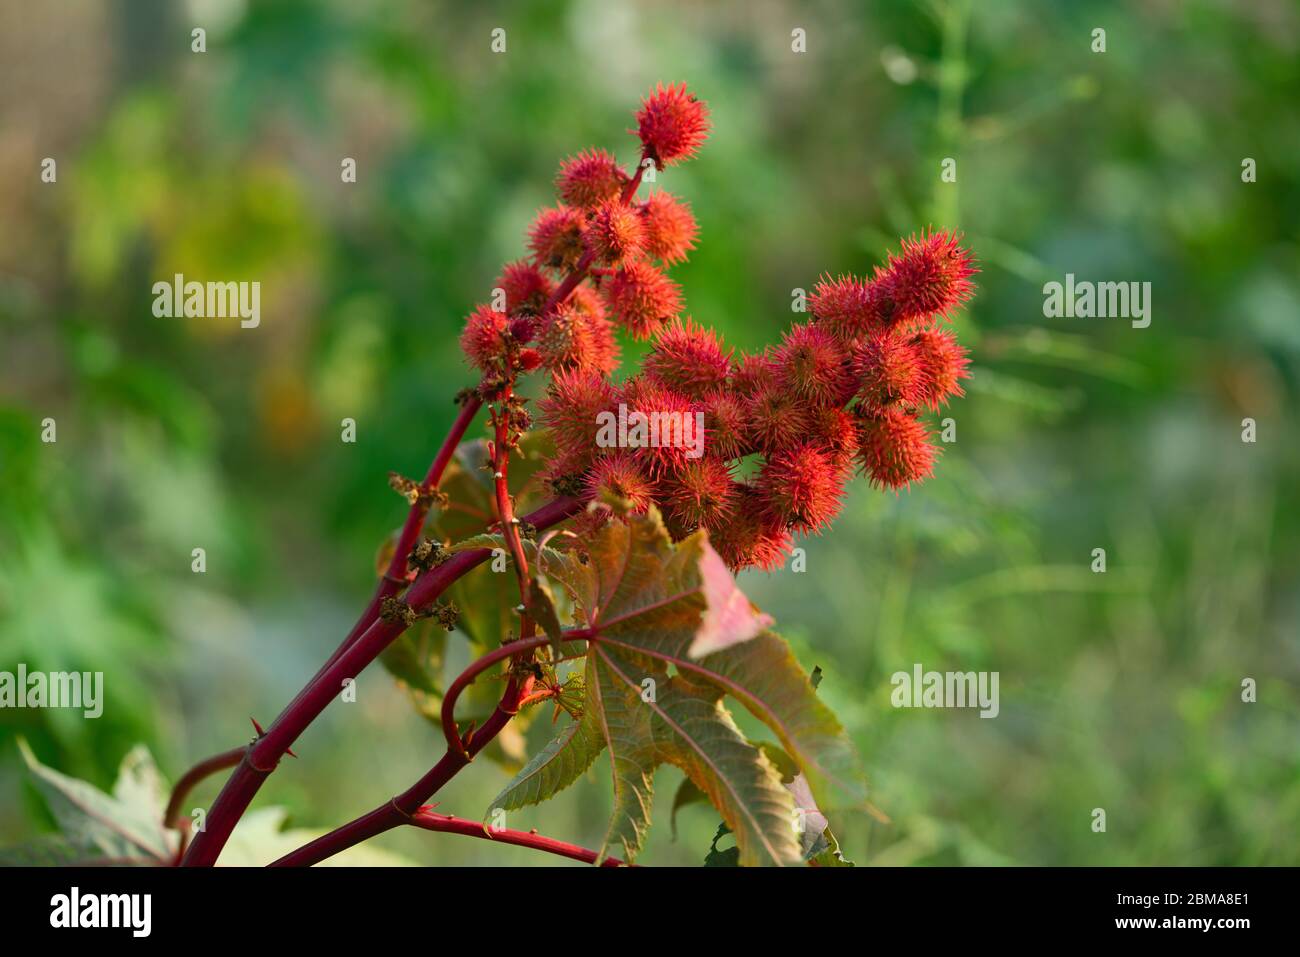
left=487, top=508, right=865, bottom=865
left=584, top=648, right=660, bottom=862
left=592, top=653, right=802, bottom=866
left=13, top=740, right=176, bottom=866
left=572, top=512, right=866, bottom=812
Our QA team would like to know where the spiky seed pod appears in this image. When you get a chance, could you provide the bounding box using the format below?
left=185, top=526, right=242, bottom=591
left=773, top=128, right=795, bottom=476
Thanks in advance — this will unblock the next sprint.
left=584, top=199, right=646, bottom=265
left=538, top=443, right=596, bottom=498
left=746, top=381, right=812, bottom=455
left=567, top=286, right=620, bottom=372
left=537, top=303, right=619, bottom=375
left=758, top=443, right=848, bottom=534
left=602, top=260, right=683, bottom=339
left=773, top=322, right=856, bottom=406
left=809, top=274, right=888, bottom=341
left=586, top=321, right=620, bottom=376
left=635, top=82, right=711, bottom=169
left=584, top=451, right=656, bottom=514
left=878, top=230, right=977, bottom=322
left=805, top=405, right=859, bottom=466
left=911, top=324, right=971, bottom=410
left=729, top=350, right=777, bottom=398
left=643, top=318, right=732, bottom=399
left=660, top=456, right=738, bottom=531
left=639, top=191, right=698, bottom=264
left=568, top=283, right=605, bottom=320
left=855, top=407, right=938, bottom=490
left=708, top=486, right=793, bottom=572
left=495, top=260, right=553, bottom=316
left=700, top=388, right=751, bottom=461
left=854, top=329, right=928, bottom=408
left=556, top=149, right=628, bottom=209
left=529, top=205, right=586, bottom=272
left=619, top=377, right=702, bottom=477
left=747, top=389, right=810, bottom=455
left=537, top=367, right=618, bottom=460
left=460, top=304, right=510, bottom=371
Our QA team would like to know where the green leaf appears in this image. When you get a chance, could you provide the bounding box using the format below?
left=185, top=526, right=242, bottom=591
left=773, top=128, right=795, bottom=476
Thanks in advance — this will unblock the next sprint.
left=0, top=835, right=87, bottom=867
left=528, top=575, right=566, bottom=658
left=488, top=704, right=605, bottom=814
left=445, top=560, right=514, bottom=649
left=16, top=739, right=175, bottom=865
left=111, top=745, right=171, bottom=817
left=574, top=513, right=866, bottom=813
left=596, top=660, right=802, bottom=867
left=481, top=509, right=865, bottom=865
left=379, top=617, right=448, bottom=702
left=808, top=827, right=855, bottom=867
left=584, top=648, right=658, bottom=863
left=432, top=432, right=556, bottom=544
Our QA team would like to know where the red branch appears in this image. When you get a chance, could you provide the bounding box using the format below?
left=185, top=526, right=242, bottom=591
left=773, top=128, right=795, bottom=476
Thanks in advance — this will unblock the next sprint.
left=269, top=628, right=588, bottom=867
left=179, top=153, right=643, bottom=870
left=181, top=495, right=585, bottom=866
left=164, top=746, right=246, bottom=829
left=318, top=393, right=483, bottom=674
left=441, top=633, right=555, bottom=755
left=408, top=810, right=625, bottom=867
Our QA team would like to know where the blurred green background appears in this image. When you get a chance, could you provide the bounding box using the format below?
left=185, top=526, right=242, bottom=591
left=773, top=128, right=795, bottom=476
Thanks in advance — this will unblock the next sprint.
left=2, top=0, right=1298, bottom=866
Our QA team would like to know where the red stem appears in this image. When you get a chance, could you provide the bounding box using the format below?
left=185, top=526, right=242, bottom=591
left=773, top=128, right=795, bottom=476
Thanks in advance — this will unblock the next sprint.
left=271, top=627, right=585, bottom=867
left=268, top=671, right=530, bottom=866
left=313, top=393, right=483, bottom=675
left=441, top=633, right=556, bottom=755
left=181, top=495, right=585, bottom=866
left=164, top=746, right=246, bottom=828
left=407, top=810, right=625, bottom=867
left=180, top=159, right=639, bottom=868
left=538, top=161, right=644, bottom=318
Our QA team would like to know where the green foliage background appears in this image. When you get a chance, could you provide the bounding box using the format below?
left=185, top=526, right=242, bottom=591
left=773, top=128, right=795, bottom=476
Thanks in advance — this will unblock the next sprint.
left=1, top=0, right=1297, bottom=865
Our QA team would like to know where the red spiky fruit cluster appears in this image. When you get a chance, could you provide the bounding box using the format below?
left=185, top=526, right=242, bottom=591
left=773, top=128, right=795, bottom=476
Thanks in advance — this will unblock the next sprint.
left=457, top=85, right=976, bottom=572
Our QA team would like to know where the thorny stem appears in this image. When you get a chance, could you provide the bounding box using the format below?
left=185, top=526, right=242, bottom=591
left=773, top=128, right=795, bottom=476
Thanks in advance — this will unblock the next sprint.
left=440, top=632, right=560, bottom=755
left=491, top=390, right=531, bottom=605
left=273, top=624, right=586, bottom=866
left=181, top=496, right=585, bottom=866
left=407, top=810, right=625, bottom=867
left=314, top=392, right=483, bottom=675
left=164, top=746, right=246, bottom=829
left=268, top=669, right=530, bottom=866
left=179, top=157, right=640, bottom=870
